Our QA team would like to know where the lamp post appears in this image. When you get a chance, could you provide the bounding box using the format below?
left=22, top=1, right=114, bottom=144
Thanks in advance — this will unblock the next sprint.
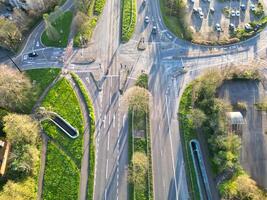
left=6, top=54, right=21, bottom=73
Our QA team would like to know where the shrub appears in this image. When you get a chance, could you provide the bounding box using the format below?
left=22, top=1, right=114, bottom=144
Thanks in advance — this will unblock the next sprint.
left=94, top=0, right=106, bottom=15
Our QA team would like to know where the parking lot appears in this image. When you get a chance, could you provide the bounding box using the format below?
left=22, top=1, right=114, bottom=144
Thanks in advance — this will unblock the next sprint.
left=186, top=0, right=266, bottom=42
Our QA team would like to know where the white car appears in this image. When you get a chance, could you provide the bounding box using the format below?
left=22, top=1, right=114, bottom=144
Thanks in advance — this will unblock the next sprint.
left=198, top=8, right=204, bottom=19
left=245, top=23, right=252, bottom=31
left=215, top=23, right=221, bottom=32
left=250, top=4, right=256, bottom=12
left=229, top=23, right=235, bottom=30
left=199, top=11, right=204, bottom=19
left=236, top=10, right=240, bottom=17
left=144, top=16, right=149, bottom=24
left=210, top=7, right=215, bottom=13
left=231, top=10, right=236, bottom=17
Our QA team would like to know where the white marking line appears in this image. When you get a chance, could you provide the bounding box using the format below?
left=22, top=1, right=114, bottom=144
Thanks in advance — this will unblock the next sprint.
left=165, top=95, right=179, bottom=200
left=107, top=132, right=110, bottom=151
left=106, top=159, right=109, bottom=179
left=105, top=188, right=107, bottom=200
left=113, top=114, right=116, bottom=128
left=103, top=115, right=106, bottom=129
left=122, top=114, right=126, bottom=128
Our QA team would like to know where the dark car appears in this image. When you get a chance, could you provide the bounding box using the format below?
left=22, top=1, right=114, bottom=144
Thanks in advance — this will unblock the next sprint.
left=28, top=52, right=38, bottom=57
left=152, top=25, right=157, bottom=34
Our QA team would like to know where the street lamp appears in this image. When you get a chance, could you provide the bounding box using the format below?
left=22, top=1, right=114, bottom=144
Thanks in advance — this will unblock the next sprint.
left=6, top=54, right=21, bottom=73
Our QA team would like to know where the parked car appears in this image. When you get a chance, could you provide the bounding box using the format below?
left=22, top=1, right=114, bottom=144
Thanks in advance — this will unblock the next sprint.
left=240, top=4, right=246, bottom=11
left=254, top=24, right=261, bottom=32
left=229, top=23, right=235, bottom=30
left=28, top=52, right=38, bottom=57
left=236, top=10, right=240, bottom=17
left=245, top=23, right=252, bottom=31
left=190, top=0, right=195, bottom=4
left=231, top=10, right=236, bottom=17
left=250, top=4, right=256, bottom=12
left=215, top=23, right=221, bottom=32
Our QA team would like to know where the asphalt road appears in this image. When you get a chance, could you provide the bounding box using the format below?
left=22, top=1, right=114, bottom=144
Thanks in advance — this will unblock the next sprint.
left=1, top=0, right=267, bottom=199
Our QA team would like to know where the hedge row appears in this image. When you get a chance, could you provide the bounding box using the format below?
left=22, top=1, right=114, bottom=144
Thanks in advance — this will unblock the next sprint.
left=121, top=0, right=136, bottom=42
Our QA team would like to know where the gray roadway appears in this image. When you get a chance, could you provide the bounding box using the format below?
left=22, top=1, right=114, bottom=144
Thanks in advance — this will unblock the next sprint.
left=1, top=0, right=267, bottom=199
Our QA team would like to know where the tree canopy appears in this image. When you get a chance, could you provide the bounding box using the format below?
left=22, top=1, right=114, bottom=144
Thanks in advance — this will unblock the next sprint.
left=0, top=65, right=32, bottom=111
left=128, top=152, right=148, bottom=188
left=122, top=86, right=150, bottom=114
left=3, top=113, right=39, bottom=145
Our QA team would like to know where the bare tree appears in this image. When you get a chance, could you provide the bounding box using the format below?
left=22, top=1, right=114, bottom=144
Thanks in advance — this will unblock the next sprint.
left=122, top=86, right=151, bottom=114
left=0, top=65, right=32, bottom=111
left=0, top=18, right=22, bottom=52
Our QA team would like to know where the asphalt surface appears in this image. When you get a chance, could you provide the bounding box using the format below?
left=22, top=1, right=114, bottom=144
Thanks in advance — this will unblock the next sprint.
left=1, top=0, right=267, bottom=199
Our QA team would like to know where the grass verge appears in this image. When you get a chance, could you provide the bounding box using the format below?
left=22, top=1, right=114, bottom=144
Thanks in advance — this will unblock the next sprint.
left=71, top=73, right=96, bottom=200
left=41, top=11, right=73, bottom=47
left=121, top=0, right=136, bottom=42
left=42, top=142, right=80, bottom=200
left=41, top=77, right=84, bottom=166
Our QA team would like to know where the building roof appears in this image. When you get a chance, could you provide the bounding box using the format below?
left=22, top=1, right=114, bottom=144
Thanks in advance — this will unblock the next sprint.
left=227, top=112, right=245, bottom=125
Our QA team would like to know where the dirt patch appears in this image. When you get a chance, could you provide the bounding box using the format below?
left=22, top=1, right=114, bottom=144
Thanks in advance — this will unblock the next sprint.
left=218, top=80, right=267, bottom=189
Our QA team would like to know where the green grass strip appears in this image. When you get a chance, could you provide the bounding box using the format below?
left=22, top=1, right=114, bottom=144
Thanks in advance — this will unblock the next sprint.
left=71, top=72, right=96, bottom=200
left=42, top=77, right=84, bottom=165
left=43, top=142, right=80, bottom=200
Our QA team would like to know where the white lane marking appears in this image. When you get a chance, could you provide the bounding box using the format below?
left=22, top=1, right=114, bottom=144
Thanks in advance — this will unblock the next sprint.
left=165, top=94, right=179, bottom=200
left=106, top=159, right=109, bottom=179
left=113, top=114, right=116, bottom=128
left=103, top=115, right=106, bottom=129
left=107, top=132, right=110, bottom=151
left=122, top=114, right=126, bottom=128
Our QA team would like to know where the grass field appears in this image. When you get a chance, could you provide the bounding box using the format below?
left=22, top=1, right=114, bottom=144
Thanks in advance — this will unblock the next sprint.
left=41, top=11, right=73, bottom=47
left=42, top=78, right=84, bottom=165
left=159, top=0, right=184, bottom=39
left=42, top=142, right=80, bottom=200
left=24, top=68, right=61, bottom=113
